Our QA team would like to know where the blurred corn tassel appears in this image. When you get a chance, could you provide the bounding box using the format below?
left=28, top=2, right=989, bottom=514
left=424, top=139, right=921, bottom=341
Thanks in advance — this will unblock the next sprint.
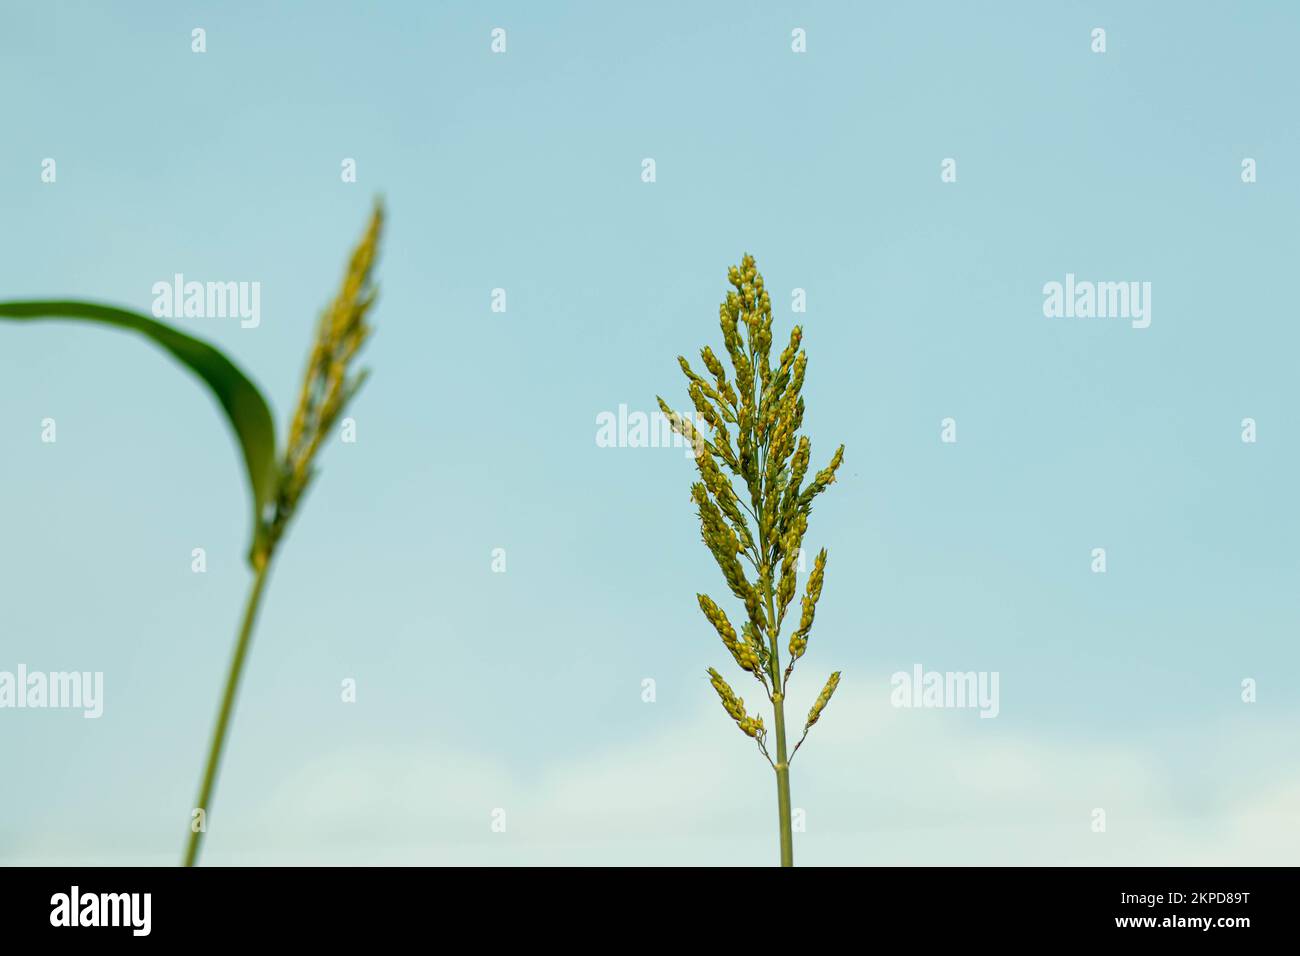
left=261, top=202, right=382, bottom=563
left=185, top=204, right=382, bottom=866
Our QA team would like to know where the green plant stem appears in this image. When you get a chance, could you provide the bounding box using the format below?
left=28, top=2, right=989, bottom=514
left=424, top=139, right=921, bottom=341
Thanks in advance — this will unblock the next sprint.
left=763, top=564, right=794, bottom=867
left=183, top=556, right=272, bottom=867
left=772, top=694, right=793, bottom=867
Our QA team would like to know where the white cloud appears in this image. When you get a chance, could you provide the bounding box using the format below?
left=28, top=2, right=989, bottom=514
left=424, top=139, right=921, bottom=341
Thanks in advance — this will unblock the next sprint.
left=8, top=686, right=1297, bottom=865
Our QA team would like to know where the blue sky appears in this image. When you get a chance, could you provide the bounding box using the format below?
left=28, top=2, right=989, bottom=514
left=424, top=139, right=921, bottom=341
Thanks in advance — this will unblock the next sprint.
left=1, top=1, right=1298, bottom=864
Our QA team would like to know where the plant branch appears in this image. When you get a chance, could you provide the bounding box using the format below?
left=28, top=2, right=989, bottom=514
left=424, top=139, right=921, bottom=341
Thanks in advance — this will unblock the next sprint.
left=789, top=728, right=811, bottom=765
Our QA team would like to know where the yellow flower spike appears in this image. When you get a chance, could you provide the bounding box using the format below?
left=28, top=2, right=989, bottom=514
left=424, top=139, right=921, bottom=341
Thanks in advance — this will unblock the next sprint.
left=666, top=254, right=847, bottom=867
left=805, top=672, right=842, bottom=731
left=269, top=201, right=382, bottom=554
left=788, top=548, right=827, bottom=660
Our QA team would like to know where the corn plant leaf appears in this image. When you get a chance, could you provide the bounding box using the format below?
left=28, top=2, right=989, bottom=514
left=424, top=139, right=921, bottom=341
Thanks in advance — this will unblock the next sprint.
left=0, top=300, right=277, bottom=562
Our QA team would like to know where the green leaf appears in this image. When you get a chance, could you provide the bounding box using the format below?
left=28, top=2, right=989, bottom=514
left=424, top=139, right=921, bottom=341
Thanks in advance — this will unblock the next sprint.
left=0, top=300, right=278, bottom=564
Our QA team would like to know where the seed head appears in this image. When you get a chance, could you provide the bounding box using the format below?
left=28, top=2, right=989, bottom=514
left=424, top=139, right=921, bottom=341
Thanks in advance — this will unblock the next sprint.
left=708, top=667, right=765, bottom=738
left=788, top=548, right=827, bottom=660
left=805, top=672, right=841, bottom=731
left=264, top=202, right=382, bottom=559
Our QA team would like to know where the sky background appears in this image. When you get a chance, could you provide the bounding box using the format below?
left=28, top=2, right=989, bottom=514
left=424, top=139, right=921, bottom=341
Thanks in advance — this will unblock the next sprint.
left=2, top=0, right=1298, bottom=865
